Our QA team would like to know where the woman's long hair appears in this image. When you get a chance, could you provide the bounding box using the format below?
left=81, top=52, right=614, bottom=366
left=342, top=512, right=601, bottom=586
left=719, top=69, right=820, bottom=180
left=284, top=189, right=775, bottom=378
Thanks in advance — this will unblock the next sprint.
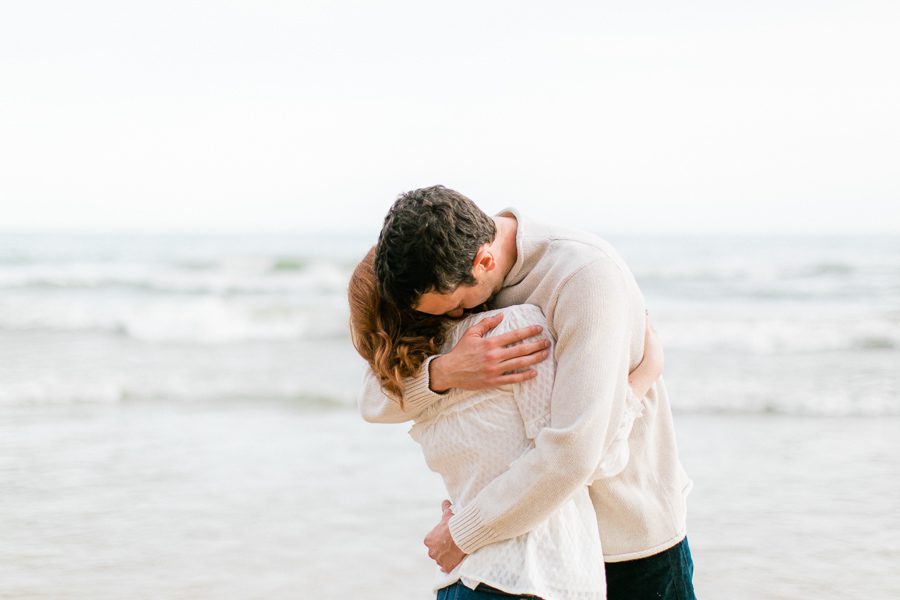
left=348, top=247, right=449, bottom=403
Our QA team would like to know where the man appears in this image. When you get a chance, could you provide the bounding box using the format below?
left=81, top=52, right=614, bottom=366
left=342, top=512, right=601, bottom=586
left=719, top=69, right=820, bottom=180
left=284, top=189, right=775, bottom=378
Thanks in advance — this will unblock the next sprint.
left=359, top=185, right=695, bottom=599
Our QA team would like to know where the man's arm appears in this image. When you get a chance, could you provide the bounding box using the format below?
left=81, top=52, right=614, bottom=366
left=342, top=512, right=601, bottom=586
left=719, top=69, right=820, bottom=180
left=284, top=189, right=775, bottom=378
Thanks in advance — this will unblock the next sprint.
left=358, top=317, right=551, bottom=423
left=358, top=357, right=445, bottom=423
left=428, top=314, right=549, bottom=393
left=442, top=258, right=634, bottom=555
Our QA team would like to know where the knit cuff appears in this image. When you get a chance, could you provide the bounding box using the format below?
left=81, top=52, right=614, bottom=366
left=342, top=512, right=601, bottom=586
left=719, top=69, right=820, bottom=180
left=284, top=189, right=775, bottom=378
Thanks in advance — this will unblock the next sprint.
left=448, top=504, right=499, bottom=554
left=402, top=355, right=448, bottom=411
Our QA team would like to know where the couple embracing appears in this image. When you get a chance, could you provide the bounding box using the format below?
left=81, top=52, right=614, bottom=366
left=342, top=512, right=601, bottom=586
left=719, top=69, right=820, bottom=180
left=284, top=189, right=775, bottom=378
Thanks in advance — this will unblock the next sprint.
left=348, top=185, right=696, bottom=600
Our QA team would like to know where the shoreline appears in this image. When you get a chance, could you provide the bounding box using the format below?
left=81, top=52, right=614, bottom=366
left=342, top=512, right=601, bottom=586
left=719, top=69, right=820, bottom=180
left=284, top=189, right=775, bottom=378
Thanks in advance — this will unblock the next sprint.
left=2, top=403, right=898, bottom=599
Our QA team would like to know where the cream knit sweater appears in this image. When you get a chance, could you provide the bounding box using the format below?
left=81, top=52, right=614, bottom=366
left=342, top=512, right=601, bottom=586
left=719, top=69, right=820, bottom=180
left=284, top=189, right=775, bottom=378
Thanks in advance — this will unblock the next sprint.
left=358, top=209, right=692, bottom=562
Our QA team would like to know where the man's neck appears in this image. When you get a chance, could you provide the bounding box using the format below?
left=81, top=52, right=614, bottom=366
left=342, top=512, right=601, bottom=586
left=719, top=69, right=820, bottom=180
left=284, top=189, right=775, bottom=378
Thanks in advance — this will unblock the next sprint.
left=491, top=215, right=519, bottom=284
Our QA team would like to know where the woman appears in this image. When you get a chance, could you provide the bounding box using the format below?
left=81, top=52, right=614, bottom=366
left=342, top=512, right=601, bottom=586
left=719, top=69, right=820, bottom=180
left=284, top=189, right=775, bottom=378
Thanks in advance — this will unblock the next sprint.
left=348, top=249, right=663, bottom=600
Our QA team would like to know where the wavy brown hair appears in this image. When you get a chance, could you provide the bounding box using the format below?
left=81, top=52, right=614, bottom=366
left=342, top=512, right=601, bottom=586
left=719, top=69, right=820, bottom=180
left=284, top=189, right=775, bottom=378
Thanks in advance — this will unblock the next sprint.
left=348, top=247, right=449, bottom=403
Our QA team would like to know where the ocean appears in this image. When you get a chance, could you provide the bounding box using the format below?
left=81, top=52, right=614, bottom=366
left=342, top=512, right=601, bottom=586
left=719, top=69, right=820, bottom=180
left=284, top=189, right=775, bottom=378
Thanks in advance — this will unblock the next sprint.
left=1, top=231, right=898, bottom=599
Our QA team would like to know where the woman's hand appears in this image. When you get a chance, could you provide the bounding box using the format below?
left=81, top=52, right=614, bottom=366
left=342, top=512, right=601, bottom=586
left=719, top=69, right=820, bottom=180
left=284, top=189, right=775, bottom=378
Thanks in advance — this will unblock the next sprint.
left=628, top=313, right=665, bottom=398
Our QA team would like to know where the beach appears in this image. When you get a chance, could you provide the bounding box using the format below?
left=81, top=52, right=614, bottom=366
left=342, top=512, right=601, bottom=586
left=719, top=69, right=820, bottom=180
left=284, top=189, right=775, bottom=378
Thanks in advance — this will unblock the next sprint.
left=1, top=231, right=898, bottom=598
left=2, top=402, right=899, bottom=599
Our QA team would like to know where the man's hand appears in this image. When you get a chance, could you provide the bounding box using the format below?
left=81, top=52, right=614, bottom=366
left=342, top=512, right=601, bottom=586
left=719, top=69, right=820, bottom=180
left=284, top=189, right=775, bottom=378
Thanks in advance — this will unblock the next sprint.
left=424, top=500, right=467, bottom=573
left=429, top=313, right=550, bottom=393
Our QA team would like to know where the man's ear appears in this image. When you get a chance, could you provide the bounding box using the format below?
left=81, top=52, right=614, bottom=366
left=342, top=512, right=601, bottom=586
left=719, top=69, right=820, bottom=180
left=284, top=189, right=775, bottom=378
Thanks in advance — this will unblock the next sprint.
left=472, top=244, right=495, bottom=273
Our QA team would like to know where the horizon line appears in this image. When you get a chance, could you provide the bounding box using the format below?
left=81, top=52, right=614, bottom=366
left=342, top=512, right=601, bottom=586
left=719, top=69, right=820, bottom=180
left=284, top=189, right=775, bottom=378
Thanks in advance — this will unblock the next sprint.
left=1, top=227, right=898, bottom=237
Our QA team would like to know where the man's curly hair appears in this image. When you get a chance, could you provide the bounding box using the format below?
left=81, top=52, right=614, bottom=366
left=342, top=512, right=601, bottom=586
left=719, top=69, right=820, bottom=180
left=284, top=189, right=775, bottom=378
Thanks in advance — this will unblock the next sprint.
left=375, top=185, right=497, bottom=310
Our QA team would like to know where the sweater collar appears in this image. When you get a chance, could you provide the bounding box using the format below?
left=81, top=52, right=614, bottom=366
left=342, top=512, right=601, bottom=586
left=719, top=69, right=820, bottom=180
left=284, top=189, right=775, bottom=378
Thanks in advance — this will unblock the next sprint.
left=495, top=207, right=529, bottom=288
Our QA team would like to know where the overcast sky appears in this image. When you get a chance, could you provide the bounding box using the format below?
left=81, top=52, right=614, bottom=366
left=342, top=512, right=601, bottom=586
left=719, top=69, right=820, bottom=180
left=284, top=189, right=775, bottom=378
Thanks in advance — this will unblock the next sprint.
left=1, top=0, right=898, bottom=235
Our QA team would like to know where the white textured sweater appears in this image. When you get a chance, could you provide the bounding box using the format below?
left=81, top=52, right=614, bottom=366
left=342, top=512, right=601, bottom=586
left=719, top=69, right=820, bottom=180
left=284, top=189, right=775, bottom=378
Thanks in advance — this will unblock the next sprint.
left=412, top=304, right=605, bottom=599
left=358, top=209, right=692, bottom=562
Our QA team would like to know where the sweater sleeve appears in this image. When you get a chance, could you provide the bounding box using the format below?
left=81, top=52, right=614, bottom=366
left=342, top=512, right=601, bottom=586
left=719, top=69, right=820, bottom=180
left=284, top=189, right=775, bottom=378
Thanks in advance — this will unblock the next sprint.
left=508, top=307, right=556, bottom=440
left=448, top=258, right=632, bottom=552
left=357, top=355, right=448, bottom=424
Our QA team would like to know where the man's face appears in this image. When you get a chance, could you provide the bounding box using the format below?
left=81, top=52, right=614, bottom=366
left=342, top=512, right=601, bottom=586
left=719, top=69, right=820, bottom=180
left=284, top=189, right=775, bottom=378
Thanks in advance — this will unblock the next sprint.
left=413, top=247, right=499, bottom=318
left=414, top=280, right=493, bottom=318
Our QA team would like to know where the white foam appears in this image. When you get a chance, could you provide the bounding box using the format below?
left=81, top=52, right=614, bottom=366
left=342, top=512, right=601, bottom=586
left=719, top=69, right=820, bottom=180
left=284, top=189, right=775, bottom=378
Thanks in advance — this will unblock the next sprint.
left=0, top=292, right=351, bottom=342
left=0, top=259, right=351, bottom=295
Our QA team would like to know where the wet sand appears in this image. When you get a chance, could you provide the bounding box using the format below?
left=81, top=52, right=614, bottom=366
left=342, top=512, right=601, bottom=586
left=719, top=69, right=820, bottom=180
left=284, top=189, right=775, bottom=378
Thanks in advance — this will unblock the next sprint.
left=2, top=402, right=898, bottom=599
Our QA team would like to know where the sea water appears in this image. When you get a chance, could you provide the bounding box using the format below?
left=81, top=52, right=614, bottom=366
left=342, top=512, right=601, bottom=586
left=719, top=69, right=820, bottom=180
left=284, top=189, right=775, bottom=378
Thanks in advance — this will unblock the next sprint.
left=1, top=231, right=898, bottom=599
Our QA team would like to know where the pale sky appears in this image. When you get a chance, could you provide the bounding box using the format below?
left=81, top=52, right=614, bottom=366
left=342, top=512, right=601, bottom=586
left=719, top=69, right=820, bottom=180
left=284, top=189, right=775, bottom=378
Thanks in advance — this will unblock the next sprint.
left=1, top=0, right=898, bottom=235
